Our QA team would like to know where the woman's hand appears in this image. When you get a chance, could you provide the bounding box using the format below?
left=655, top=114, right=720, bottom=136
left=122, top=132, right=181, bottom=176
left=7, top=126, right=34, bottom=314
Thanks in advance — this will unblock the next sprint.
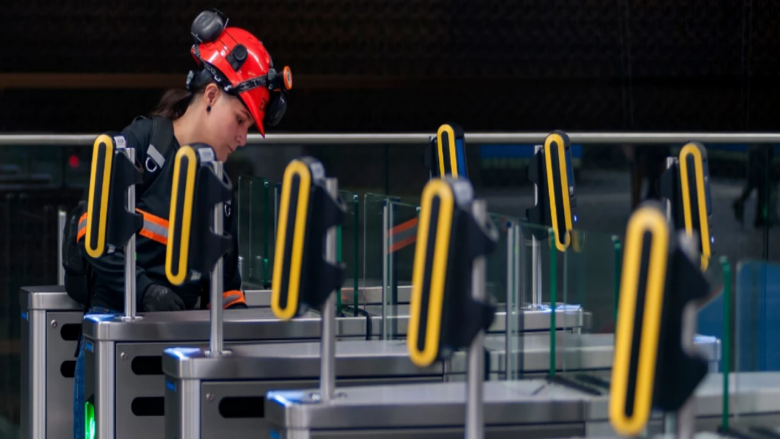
left=142, top=284, right=185, bottom=311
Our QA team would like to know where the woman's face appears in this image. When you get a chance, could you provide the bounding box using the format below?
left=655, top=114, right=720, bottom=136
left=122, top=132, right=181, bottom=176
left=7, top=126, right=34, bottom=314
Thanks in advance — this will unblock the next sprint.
left=200, top=86, right=255, bottom=161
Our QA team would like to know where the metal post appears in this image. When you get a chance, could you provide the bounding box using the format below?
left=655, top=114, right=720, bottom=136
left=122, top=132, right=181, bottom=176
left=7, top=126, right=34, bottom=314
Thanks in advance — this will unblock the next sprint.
left=122, top=148, right=138, bottom=320
left=466, top=199, right=487, bottom=439
left=665, top=157, right=675, bottom=222
left=381, top=202, right=389, bottom=340
left=531, top=145, right=543, bottom=309
left=532, top=238, right=542, bottom=308
left=516, top=224, right=523, bottom=309
left=388, top=203, right=395, bottom=338
left=505, top=223, right=514, bottom=380
left=676, top=399, right=694, bottom=439
left=209, top=161, right=225, bottom=356
left=320, top=178, right=338, bottom=402
left=57, top=210, right=66, bottom=285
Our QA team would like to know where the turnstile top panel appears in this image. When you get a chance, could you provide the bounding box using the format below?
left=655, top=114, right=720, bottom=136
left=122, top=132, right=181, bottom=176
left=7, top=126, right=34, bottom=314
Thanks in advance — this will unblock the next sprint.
left=243, top=289, right=271, bottom=307
left=475, top=333, right=720, bottom=373
left=365, top=303, right=590, bottom=332
left=82, top=308, right=373, bottom=342
left=266, top=372, right=780, bottom=430
left=161, top=333, right=721, bottom=382
left=20, top=286, right=82, bottom=311
left=83, top=303, right=594, bottom=342
left=266, top=380, right=587, bottom=430
left=163, top=340, right=443, bottom=379
left=585, top=372, right=780, bottom=420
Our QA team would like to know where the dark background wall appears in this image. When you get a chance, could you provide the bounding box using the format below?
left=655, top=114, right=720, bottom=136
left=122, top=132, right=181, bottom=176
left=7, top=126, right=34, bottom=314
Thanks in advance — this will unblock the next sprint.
left=0, top=2, right=778, bottom=434
left=1, top=0, right=779, bottom=134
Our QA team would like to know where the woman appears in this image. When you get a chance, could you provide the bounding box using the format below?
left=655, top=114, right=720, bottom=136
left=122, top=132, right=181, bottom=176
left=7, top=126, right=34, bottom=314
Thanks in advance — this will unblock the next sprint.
left=72, top=10, right=292, bottom=438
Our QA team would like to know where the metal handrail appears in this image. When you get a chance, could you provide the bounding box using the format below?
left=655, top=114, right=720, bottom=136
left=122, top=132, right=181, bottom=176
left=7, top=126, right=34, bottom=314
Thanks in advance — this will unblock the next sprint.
left=2, top=132, right=780, bottom=146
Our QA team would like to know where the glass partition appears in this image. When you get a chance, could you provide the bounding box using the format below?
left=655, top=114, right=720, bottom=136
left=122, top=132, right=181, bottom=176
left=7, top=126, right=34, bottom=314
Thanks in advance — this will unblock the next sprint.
left=337, top=190, right=360, bottom=316
left=237, top=176, right=275, bottom=290
left=730, top=259, right=780, bottom=432
left=361, top=193, right=392, bottom=320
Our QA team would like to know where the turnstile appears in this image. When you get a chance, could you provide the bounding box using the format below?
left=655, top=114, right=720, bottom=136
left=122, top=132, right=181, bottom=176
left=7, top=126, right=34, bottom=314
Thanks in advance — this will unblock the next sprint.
left=19, top=286, right=284, bottom=439
left=81, top=304, right=591, bottom=439
left=265, top=372, right=780, bottom=439
left=162, top=333, right=720, bottom=439
left=22, top=285, right=590, bottom=439
left=20, top=286, right=83, bottom=439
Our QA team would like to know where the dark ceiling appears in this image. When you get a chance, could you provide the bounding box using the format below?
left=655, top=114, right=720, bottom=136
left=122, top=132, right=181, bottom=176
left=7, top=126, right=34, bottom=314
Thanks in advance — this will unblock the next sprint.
left=1, top=0, right=779, bottom=133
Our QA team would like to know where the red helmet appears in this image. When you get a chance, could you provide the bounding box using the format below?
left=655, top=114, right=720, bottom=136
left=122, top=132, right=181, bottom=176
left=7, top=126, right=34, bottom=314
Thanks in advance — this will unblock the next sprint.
left=186, top=10, right=292, bottom=136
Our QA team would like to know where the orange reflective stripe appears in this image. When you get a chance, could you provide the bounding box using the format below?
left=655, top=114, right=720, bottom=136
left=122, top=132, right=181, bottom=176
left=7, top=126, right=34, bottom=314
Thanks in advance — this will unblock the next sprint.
left=207, top=291, right=247, bottom=309
left=136, top=208, right=169, bottom=228
left=136, top=208, right=169, bottom=245
left=77, top=212, right=88, bottom=242
left=139, top=228, right=167, bottom=245
left=77, top=208, right=170, bottom=245
left=222, top=290, right=246, bottom=309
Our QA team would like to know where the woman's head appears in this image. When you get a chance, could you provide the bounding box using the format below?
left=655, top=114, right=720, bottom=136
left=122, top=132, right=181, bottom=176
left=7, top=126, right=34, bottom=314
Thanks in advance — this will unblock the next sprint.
left=151, top=80, right=253, bottom=161
left=151, top=10, right=292, bottom=161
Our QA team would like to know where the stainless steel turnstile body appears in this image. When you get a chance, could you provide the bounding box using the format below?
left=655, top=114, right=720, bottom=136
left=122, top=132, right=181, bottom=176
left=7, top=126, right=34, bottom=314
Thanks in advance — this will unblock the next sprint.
left=266, top=372, right=780, bottom=439
left=18, top=286, right=285, bottom=439
left=163, top=333, right=720, bottom=439
left=82, top=308, right=378, bottom=439
left=163, top=340, right=444, bottom=439
left=20, top=286, right=85, bottom=439
left=84, top=305, right=586, bottom=439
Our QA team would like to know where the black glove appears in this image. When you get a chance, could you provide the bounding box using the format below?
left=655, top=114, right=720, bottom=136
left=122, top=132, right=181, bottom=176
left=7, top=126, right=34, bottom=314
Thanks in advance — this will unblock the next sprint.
left=142, top=284, right=185, bottom=312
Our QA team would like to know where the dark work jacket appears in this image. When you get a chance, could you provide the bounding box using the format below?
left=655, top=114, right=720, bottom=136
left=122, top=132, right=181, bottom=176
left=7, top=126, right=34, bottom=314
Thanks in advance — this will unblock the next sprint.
left=81, top=117, right=241, bottom=312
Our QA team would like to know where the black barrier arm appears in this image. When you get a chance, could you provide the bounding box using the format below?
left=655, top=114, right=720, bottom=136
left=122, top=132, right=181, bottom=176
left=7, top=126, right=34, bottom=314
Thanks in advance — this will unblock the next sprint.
left=166, top=144, right=232, bottom=354
left=609, top=201, right=710, bottom=439
left=271, top=157, right=346, bottom=320
left=84, top=134, right=144, bottom=318
left=271, top=157, right=346, bottom=402
left=407, top=177, right=498, bottom=438
left=660, top=142, right=713, bottom=270
left=425, top=123, right=468, bottom=179
left=525, top=130, right=576, bottom=308
left=526, top=130, right=576, bottom=249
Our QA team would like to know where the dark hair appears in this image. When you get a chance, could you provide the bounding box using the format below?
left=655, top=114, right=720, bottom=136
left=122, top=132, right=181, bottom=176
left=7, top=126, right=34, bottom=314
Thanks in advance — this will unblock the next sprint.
left=150, top=89, right=192, bottom=120
left=150, top=81, right=213, bottom=120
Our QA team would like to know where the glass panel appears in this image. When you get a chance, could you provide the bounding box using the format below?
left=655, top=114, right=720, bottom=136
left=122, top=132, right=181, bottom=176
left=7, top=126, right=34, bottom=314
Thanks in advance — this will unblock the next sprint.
left=361, top=193, right=392, bottom=334
left=733, top=259, right=780, bottom=427
left=337, top=190, right=360, bottom=316
left=386, top=201, right=419, bottom=339
left=237, top=176, right=275, bottom=290
left=237, top=174, right=251, bottom=285
left=486, top=214, right=516, bottom=380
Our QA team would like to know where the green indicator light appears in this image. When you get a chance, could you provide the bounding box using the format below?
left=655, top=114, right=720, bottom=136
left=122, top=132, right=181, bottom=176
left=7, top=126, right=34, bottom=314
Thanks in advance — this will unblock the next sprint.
left=85, top=401, right=96, bottom=439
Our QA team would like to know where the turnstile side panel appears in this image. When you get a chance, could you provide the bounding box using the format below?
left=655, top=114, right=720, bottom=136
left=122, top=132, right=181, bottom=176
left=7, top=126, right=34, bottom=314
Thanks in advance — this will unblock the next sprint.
left=201, top=380, right=316, bottom=439
left=201, top=377, right=445, bottom=439
left=115, top=342, right=201, bottom=439
left=20, top=308, right=35, bottom=439
left=114, top=340, right=302, bottom=439
left=165, top=379, right=200, bottom=439
left=45, top=311, right=82, bottom=439
left=302, top=424, right=585, bottom=439
left=93, top=341, right=116, bottom=439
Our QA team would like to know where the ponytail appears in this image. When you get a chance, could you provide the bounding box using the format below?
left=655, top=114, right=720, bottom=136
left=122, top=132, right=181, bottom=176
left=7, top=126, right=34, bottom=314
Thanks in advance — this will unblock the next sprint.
left=150, top=89, right=193, bottom=120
